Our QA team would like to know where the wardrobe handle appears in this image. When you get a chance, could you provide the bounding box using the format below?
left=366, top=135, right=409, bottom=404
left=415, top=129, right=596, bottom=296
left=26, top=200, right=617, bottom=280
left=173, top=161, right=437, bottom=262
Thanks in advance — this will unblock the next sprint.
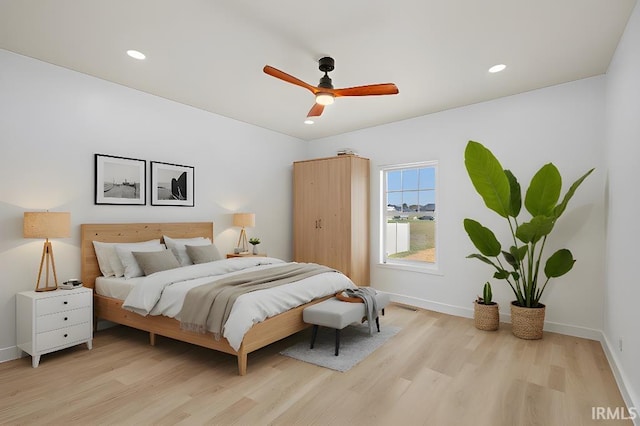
left=318, top=219, right=322, bottom=229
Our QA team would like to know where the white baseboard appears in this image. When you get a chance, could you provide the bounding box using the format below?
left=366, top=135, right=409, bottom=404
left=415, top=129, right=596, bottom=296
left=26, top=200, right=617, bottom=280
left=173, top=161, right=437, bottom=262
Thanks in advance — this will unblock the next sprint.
left=383, top=291, right=638, bottom=424
left=385, top=292, right=602, bottom=340
left=600, top=333, right=640, bottom=426
left=0, top=345, right=24, bottom=364
left=386, top=292, right=475, bottom=318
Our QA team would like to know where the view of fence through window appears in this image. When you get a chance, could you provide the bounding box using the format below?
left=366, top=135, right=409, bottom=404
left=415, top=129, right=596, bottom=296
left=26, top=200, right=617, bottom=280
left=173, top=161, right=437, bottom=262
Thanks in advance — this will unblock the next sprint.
left=383, top=163, right=437, bottom=264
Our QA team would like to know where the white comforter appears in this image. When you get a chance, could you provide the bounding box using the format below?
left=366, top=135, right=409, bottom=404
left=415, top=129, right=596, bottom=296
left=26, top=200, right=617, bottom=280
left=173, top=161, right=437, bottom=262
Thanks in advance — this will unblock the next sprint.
left=122, top=257, right=356, bottom=351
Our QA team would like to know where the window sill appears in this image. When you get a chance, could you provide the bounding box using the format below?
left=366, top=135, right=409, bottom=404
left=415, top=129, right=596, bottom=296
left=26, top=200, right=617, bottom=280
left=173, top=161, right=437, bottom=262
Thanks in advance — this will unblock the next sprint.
left=377, top=261, right=443, bottom=276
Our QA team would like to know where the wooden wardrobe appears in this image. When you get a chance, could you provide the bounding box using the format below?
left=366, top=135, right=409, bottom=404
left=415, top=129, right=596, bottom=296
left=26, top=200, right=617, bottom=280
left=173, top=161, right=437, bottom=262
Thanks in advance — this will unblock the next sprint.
left=293, top=155, right=370, bottom=286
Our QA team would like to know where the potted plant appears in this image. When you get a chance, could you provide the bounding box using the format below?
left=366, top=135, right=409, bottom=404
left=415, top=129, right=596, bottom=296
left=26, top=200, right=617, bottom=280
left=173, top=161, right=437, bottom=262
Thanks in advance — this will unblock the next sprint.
left=474, top=282, right=499, bottom=331
left=463, top=141, right=593, bottom=339
left=249, top=237, right=261, bottom=255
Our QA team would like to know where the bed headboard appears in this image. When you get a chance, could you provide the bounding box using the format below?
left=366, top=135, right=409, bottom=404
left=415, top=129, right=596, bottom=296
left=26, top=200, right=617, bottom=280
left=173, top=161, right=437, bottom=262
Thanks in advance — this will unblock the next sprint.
left=81, top=222, right=214, bottom=289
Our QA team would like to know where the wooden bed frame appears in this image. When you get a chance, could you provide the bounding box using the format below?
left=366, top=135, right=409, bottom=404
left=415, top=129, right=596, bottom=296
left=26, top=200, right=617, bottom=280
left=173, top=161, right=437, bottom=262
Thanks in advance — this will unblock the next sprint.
left=81, top=222, right=326, bottom=376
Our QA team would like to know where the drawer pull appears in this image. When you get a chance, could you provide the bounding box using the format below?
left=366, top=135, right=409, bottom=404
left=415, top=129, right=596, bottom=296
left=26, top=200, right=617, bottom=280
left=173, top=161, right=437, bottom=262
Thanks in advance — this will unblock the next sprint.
left=64, top=334, right=68, bottom=338
left=63, top=301, right=68, bottom=305
left=64, top=317, right=68, bottom=321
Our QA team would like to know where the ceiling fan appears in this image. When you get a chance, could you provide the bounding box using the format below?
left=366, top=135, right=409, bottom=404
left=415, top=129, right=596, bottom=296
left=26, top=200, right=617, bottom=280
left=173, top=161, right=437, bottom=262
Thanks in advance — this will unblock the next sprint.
left=263, top=57, right=399, bottom=119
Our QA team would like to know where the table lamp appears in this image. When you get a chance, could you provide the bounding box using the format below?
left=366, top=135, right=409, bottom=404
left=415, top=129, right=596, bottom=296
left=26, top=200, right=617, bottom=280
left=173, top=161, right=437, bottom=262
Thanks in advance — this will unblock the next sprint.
left=233, top=213, right=255, bottom=253
left=23, top=211, right=71, bottom=292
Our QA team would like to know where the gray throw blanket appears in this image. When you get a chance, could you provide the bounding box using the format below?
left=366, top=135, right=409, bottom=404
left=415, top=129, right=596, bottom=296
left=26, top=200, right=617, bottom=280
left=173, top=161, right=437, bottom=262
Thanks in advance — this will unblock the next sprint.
left=180, top=263, right=337, bottom=338
left=343, top=287, right=378, bottom=335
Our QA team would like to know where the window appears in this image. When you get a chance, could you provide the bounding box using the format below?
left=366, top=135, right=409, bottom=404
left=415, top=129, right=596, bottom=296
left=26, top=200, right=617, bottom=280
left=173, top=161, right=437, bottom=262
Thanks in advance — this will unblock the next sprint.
left=380, top=161, right=438, bottom=271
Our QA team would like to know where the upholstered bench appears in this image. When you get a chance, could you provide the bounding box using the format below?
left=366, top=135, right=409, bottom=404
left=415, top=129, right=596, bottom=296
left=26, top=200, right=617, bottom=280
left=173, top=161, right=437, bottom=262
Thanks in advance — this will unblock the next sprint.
left=303, top=292, right=391, bottom=356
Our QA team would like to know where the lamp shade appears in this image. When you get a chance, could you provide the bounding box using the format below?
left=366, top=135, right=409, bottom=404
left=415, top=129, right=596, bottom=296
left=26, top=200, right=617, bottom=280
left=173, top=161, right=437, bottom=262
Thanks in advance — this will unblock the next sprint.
left=233, top=213, right=255, bottom=228
left=23, top=212, right=71, bottom=239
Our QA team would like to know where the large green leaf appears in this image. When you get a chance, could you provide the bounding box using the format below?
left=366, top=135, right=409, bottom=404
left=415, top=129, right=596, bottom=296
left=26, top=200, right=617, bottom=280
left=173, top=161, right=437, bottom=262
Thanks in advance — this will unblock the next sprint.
left=510, top=245, right=528, bottom=261
left=515, top=216, right=555, bottom=243
left=466, top=253, right=497, bottom=267
left=465, top=141, right=511, bottom=218
left=525, top=163, right=562, bottom=217
left=504, top=170, right=521, bottom=217
left=502, top=250, right=519, bottom=270
left=464, top=219, right=501, bottom=256
left=494, top=270, right=510, bottom=279
left=544, top=249, right=575, bottom=278
left=554, top=168, right=595, bottom=219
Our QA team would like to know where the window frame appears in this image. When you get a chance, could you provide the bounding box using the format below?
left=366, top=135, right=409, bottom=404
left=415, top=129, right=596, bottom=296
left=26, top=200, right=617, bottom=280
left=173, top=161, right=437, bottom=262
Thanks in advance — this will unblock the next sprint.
left=379, top=160, right=440, bottom=274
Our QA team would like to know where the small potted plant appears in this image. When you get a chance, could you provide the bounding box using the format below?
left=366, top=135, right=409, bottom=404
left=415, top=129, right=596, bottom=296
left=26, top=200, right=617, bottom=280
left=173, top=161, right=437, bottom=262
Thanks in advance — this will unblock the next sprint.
left=474, top=282, right=499, bottom=331
left=248, top=237, right=261, bottom=255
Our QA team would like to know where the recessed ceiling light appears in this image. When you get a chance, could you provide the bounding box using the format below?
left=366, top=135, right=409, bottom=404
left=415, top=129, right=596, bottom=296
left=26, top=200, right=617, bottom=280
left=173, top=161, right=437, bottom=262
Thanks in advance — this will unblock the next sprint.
left=126, top=50, right=146, bottom=60
left=304, top=119, right=314, bottom=125
left=488, top=64, right=506, bottom=73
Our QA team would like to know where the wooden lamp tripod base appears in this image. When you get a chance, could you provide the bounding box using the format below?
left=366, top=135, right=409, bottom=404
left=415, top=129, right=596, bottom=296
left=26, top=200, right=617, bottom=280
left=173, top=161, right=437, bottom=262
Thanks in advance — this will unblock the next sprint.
left=36, top=239, right=59, bottom=292
left=236, top=227, right=249, bottom=253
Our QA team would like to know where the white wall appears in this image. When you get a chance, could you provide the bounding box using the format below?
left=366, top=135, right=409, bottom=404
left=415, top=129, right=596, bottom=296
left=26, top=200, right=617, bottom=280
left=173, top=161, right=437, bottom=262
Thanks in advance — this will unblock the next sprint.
left=604, top=1, right=640, bottom=413
left=307, top=76, right=607, bottom=338
left=0, top=49, right=305, bottom=360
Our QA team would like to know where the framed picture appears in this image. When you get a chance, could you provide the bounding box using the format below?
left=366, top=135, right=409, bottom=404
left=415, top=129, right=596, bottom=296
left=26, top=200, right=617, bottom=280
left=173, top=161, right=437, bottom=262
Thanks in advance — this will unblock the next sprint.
left=150, top=161, right=195, bottom=206
left=95, top=154, right=146, bottom=205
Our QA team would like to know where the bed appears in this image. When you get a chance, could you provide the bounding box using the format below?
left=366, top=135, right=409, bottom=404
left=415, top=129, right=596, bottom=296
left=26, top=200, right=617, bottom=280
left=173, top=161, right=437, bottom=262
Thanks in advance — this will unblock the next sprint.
left=81, top=222, right=352, bottom=375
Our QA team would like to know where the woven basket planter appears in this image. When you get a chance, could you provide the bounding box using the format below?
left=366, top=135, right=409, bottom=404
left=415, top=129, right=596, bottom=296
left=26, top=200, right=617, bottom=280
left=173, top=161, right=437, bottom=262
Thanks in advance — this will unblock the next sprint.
left=473, top=301, right=499, bottom=331
left=510, top=302, right=546, bottom=339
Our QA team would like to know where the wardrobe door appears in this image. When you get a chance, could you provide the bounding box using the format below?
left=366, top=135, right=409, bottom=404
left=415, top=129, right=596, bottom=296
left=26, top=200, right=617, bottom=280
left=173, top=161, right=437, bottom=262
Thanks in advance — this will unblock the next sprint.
left=347, top=156, right=370, bottom=286
left=293, top=159, right=324, bottom=264
left=315, top=157, right=351, bottom=275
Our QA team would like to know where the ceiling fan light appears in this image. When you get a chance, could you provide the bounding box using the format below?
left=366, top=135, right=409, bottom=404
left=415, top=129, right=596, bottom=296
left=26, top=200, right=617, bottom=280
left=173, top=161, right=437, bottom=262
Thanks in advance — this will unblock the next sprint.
left=304, top=119, right=314, bottom=125
left=315, top=93, right=334, bottom=106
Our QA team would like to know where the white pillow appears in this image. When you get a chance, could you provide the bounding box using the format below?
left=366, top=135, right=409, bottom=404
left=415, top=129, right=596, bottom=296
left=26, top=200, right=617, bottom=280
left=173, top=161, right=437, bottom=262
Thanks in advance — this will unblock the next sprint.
left=110, top=240, right=164, bottom=278
left=163, top=235, right=212, bottom=266
left=93, top=241, right=118, bottom=277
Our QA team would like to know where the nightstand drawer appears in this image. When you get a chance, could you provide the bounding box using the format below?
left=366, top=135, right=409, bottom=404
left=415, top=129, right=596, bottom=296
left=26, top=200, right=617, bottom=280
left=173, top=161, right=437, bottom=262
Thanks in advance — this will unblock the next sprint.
left=36, top=307, right=92, bottom=333
left=36, top=322, right=92, bottom=352
left=36, top=291, right=91, bottom=316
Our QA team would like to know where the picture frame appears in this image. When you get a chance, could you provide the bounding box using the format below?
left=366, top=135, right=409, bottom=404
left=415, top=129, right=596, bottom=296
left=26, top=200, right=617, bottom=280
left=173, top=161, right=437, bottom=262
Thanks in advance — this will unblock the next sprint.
left=150, top=161, right=195, bottom=207
left=95, top=154, right=146, bottom=205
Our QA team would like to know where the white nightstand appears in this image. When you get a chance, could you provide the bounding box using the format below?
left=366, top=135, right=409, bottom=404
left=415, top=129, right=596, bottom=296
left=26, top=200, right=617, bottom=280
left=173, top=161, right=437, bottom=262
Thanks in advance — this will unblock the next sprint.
left=16, top=287, right=93, bottom=367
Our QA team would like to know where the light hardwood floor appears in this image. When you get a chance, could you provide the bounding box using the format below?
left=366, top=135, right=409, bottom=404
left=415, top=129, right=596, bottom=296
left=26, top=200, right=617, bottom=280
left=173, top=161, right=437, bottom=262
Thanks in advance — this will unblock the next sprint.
left=0, top=305, right=631, bottom=425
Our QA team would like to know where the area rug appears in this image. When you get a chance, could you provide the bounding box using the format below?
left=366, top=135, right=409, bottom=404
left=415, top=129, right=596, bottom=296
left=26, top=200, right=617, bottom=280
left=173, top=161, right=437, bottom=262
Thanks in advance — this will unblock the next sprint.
left=280, top=324, right=400, bottom=372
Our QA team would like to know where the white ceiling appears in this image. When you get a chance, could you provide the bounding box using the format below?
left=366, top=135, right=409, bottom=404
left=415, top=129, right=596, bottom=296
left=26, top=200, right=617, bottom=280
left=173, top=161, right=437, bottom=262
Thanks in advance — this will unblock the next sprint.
left=0, top=0, right=635, bottom=141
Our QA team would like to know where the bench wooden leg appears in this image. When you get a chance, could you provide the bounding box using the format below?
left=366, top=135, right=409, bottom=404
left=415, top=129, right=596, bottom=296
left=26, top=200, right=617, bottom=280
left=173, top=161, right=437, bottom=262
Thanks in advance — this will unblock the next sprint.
left=335, top=329, right=340, bottom=356
left=310, top=325, right=319, bottom=349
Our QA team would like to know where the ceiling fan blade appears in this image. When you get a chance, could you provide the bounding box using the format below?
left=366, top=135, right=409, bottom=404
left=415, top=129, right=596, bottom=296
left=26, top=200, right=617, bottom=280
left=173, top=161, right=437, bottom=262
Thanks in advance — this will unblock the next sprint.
left=263, top=65, right=318, bottom=94
left=307, top=103, right=324, bottom=118
left=334, top=83, right=399, bottom=97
